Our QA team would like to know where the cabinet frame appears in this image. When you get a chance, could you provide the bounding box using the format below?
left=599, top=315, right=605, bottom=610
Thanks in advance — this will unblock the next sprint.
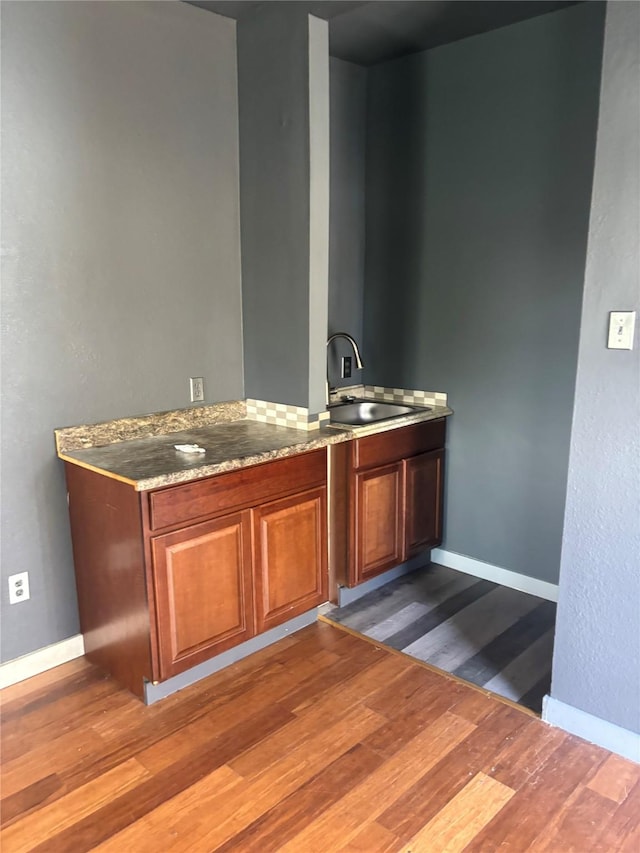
left=64, top=448, right=328, bottom=697
left=340, top=419, right=446, bottom=589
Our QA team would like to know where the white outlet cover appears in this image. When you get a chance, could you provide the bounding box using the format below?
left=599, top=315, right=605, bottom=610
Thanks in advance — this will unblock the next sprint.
left=8, top=571, right=30, bottom=604
left=189, top=376, right=205, bottom=402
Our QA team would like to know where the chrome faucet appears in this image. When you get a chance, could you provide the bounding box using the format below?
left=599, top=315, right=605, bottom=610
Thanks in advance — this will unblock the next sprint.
left=326, top=332, right=364, bottom=405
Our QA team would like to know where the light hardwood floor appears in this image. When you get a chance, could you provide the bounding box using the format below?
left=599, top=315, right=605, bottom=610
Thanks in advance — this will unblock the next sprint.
left=1, top=622, right=639, bottom=852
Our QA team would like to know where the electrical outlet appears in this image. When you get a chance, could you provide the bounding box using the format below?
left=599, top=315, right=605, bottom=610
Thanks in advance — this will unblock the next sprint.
left=8, top=572, right=30, bottom=605
left=341, top=356, right=352, bottom=379
left=189, top=377, right=205, bottom=403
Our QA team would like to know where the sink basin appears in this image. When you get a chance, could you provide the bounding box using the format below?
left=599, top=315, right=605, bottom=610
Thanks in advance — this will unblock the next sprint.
left=329, top=399, right=430, bottom=426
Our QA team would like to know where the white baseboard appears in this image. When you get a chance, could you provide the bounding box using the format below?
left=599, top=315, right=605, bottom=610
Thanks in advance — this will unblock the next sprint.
left=543, top=695, right=640, bottom=764
left=0, top=634, right=85, bottom=689
left=431, top=548, right=559, bottom=602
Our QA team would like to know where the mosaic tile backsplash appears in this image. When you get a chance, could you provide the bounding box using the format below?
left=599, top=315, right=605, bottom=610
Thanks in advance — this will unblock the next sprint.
left=246, top=399, right=330, bottom=431
left=329, top=385, right=448, bottom=408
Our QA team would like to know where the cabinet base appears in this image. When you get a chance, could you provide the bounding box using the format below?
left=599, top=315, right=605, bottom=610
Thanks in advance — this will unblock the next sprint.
left=144, top=608, right=318, bottom=705
left=337, top=553, right=431, bottom=608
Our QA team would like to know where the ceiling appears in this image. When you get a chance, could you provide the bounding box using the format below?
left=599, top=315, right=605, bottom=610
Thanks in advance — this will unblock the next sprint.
left=186, top=0, right=581, bottom=66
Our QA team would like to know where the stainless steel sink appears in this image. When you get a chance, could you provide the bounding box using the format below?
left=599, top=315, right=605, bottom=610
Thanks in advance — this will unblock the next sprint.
left=328, top=399, right=430, bottom=426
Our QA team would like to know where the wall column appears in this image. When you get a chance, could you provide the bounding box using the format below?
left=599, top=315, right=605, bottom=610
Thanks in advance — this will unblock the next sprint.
left=238, top=7, right=329, bottom=413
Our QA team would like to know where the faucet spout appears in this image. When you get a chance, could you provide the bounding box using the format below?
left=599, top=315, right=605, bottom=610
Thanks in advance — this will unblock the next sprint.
left=327, top=332, right=364, bottom=369
left=326, top=332, right=364, bottom=405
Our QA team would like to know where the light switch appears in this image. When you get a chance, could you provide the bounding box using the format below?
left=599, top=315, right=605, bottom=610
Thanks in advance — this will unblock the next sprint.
left=607, top=311, right=636, bottom=350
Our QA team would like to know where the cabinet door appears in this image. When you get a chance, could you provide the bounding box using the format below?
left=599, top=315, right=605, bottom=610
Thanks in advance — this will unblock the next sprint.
left=152, top=511, right=253, bottom=679
left=354, top=462, right=403, bottom=583
left=404, top=449, right=444, bottom=557
left=253, top=487, right=327, bottom=634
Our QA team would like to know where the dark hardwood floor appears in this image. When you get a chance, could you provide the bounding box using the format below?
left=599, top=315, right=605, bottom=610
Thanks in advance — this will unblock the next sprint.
left=325, top=562, right=556, bottom=713
left=2, top=621, right=639, bottom=851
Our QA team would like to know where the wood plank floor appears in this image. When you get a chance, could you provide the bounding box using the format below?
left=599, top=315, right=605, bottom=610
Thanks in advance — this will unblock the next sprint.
left=325, top=563, right=556, bottom=713
left=2, top=622, right=639, bottom=852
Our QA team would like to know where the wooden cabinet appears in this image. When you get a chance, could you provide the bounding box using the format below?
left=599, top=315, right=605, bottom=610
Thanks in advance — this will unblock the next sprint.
left=405, top=449, right=445, bottom=557
left=151, top=511, right=254, bottom=680
left=65, top=448, right=328, bottom=698
left=355, top=463, right=403, bottom=581
left=338, top=419, right=446, bottom=588
left=254, top=488, right=327, bottom=634
left=64, top=419, right=446, bottom=696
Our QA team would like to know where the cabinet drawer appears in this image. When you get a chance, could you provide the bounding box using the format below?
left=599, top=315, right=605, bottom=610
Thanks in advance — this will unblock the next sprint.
left=149, top=448, right=327, bottom=530
left=353, top=419, right=446, bottom=470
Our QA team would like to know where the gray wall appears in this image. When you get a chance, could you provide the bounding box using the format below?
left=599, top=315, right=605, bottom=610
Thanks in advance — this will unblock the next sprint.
left=550, top=0, right=640, bottom=735
left=238, top=7, right=329, bottom=412
left=0, top=1, right=244, bottom=662
left=364, top=2, right=605, bottom=583
left=328, top=57, right=367, bottom=390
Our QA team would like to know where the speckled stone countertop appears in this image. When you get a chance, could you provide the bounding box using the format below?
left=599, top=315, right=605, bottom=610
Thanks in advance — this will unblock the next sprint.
left=55, top=401, right=246, bottom=453
left=57, top=420, right=351, bottom=491
left=56, top=395, right=452, bottom=491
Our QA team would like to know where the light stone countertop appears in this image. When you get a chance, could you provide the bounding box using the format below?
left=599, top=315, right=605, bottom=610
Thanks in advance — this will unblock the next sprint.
left=56, top=397, right=452, bottom=491
left=57, top=420, right=351, bottom=491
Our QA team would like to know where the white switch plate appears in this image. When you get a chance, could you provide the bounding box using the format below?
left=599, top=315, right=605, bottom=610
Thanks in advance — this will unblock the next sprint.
left=607, top=311, right=636, bottom=350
